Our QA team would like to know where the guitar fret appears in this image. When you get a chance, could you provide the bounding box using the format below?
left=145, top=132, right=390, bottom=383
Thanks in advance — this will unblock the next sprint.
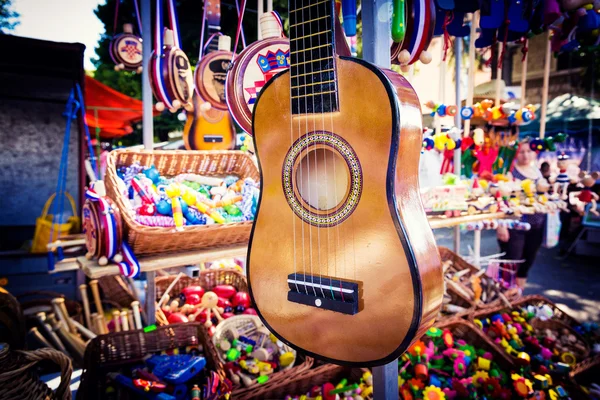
left=292, top=56, right=333, bottom=67
left=290, top=43, right=332, bottom=54
left=290, top=15, right=329, bottom=28
left=292, top=90, right=336, bottom=99
left=291, top=31, right=330, bottom=41
left=291, top=79, right=335, bottom=89
left=292, top=68, right=334, bottom=78
left=289, top=0, right=329, bottom=13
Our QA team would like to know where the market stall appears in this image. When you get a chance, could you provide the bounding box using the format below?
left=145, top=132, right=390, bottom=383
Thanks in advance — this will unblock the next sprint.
left=3, top=0, right=600, bottom=399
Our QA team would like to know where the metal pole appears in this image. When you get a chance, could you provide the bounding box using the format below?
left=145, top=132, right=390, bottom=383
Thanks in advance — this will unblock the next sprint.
left=363, top=0, right=396, bottom=398
left=141, top=0, right=156, bottom=325
left=257, top=0, right=264, bottom=39
left=540, top=30, right=552, bottom=139
left=373, top=360, right=398, bottom=400
left=142, top=0, right=154, bottom=150
left=362, top=0, right=391, bottom=67
left=454, top=38, right=462, bottom=177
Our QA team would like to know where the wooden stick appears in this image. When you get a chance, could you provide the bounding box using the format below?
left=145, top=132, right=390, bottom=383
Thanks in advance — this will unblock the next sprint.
left=89, top=280, right=107, bottom=332
left=157, top=272, right=184, bottom=308
left=120, top=311, right=130, bottom=331
left=131, top=301, right=143, bottom=330
left=71, top=319, right=97, bottom=340
left=35, top=313, right=67, bottom=353
left=464, top=11, right=479, bottom=137
left=520, top=43, right=528, bottom=108
left=90, top=312, right=99, bottom=334
left=51, top=298, right=78, bottom=336
left=28, top=327, right=54, bottom=349
left=93, top=314, right=106, bottom=334
left=127, top=310, right=135, bottom=332
left=112, top=310, right=121, bottom=332
left=540, top=30, right=552, bottom=139
left=79, top=284, right=93, bottom=330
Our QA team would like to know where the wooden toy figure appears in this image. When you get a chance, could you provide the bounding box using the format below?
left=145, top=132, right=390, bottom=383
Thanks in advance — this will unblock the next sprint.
left=551, top=154, right=571, bottom=200
left=571, top=171, right=600, bottom=216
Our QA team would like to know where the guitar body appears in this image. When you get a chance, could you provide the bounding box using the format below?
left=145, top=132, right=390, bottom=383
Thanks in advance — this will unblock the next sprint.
left=248, top=56, right=443, bottom=366
left=183, top=94, right=236, bottom=150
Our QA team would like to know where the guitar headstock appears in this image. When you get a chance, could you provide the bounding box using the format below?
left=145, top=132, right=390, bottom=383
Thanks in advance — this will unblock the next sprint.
left=205, top=0, right=221, bottom=29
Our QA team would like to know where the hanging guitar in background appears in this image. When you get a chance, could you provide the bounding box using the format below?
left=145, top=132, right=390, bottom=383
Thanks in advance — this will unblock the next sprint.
left=150, top=0, right=194, bottom=112
left=110, top=0, right=143, bottom=73
left=390, top=0, right=435, bottom=69
left=248, top=0, right=443, bottom=365
left=183, top=0, right=237, bottom=150
left=226, top=11, right=290, bottom=135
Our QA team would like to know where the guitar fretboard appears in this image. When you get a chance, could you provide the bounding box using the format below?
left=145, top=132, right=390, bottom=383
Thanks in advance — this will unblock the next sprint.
left=289, top=0, right=339, bottom=115
left=206, top=27, right=220, bottom=54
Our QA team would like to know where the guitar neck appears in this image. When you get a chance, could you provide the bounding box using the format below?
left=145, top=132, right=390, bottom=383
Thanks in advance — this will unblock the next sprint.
left=289, top=0, right=339, bottom=115
left=205, top=26, right=221, bottom=54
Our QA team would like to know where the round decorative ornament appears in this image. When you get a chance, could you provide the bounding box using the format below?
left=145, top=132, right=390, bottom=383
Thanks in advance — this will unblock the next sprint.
left=226, top=12, right=289, bottom=134
left=110, top=23, right=143, bottom=73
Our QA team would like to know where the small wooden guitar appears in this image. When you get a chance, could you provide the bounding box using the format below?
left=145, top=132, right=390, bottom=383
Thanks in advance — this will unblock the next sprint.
left=248, top=0, right=443, bottom=366
left=150, top=0, right=194, bottom=112
left=183, top=0, right=236, bottom=150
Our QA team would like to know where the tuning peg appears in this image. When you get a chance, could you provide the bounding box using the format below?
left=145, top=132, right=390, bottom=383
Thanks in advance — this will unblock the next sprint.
left=155, top=102, right=165, bottom=112
left=398, top=49, right=411, bottom=65
left=136, top=66, right=143, bottom=74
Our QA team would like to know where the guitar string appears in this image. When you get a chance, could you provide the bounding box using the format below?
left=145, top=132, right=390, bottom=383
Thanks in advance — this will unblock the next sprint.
left=315, top=0, right=334, bottom=300
left=312, top=0, right=325, bottom=299
left=295, top=0, right=308, bottom=295
left=326, top=0, right=345, bottom=299
left=304, top=0, right=317, bottom=297
left=289, top=0, right=299, bottom=295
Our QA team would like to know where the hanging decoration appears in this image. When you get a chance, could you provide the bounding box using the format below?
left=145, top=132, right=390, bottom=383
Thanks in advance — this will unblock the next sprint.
left=226, top=11, right=288, bottom=135
left=150, top=0, right=194, bottom=112
left=110, top=0, right=143, bottom=73
left=425, top=100, right=537, bottom=124
left=391, top=0, right=435, bottom=68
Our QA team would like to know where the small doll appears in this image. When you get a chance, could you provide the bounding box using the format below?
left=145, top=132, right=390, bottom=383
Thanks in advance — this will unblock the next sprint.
left=551, top=153, right=571, bottom=200
left=571, top=171, right=600, bottom=216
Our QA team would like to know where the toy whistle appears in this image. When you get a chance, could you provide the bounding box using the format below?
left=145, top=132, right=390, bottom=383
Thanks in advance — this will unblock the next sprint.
left=171, top=197, right=184, bottom=231
left=131, top=177, right=155, bottom=205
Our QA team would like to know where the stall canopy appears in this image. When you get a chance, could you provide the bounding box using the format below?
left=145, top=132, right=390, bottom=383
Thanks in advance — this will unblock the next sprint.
left=84, top=75, right=158, bottom=139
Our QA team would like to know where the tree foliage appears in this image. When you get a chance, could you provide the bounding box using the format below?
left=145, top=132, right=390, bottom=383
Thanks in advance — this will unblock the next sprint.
left=0, top=0, right=19, bottom=33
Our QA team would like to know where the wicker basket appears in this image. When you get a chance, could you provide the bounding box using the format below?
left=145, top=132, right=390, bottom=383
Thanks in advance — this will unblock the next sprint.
left=77, top=322, right=224, bottom=400
left=98, top=276, right=136, bottom=308
left=439, top=246, right=521, bottom=310
left=0, top=343, right=73, bottom=400
left=529, top=318, right=590, bottom=360
left=569, top=355, right=600, bottom=399
left=472, top=295, right=590, bottom=365
left=239, top=363, right=363, bottom=400
left=155, top=268, right=248, bottom=301
left=105, top=149, right=260, bottom=255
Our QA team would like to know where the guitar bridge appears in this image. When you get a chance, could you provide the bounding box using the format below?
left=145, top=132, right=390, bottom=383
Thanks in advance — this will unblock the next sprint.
left=287, top=273, right=361, bottom=315
left=203, top=135, right=223, bottom=143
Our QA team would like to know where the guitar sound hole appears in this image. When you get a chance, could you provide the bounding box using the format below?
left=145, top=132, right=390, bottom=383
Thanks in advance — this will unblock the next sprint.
left=296, top=148, right=349, bottom=211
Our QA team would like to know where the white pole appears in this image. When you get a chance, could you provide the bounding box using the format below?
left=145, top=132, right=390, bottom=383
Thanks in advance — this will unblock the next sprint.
left=464, top=12, right=479, bottom=138
left=540, top=30, right=552, bottom=139
left=257, top=0, right=264, bottom=40
left=142, top=0, right=153, bottom=150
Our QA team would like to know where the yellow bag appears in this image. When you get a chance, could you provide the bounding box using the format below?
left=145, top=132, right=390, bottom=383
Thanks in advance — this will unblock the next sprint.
left=31, top=192, right=80, bottom=253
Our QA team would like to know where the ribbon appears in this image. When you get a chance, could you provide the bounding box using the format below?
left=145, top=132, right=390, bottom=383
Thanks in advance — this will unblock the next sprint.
left=86, top=186, right=140, bottom=278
